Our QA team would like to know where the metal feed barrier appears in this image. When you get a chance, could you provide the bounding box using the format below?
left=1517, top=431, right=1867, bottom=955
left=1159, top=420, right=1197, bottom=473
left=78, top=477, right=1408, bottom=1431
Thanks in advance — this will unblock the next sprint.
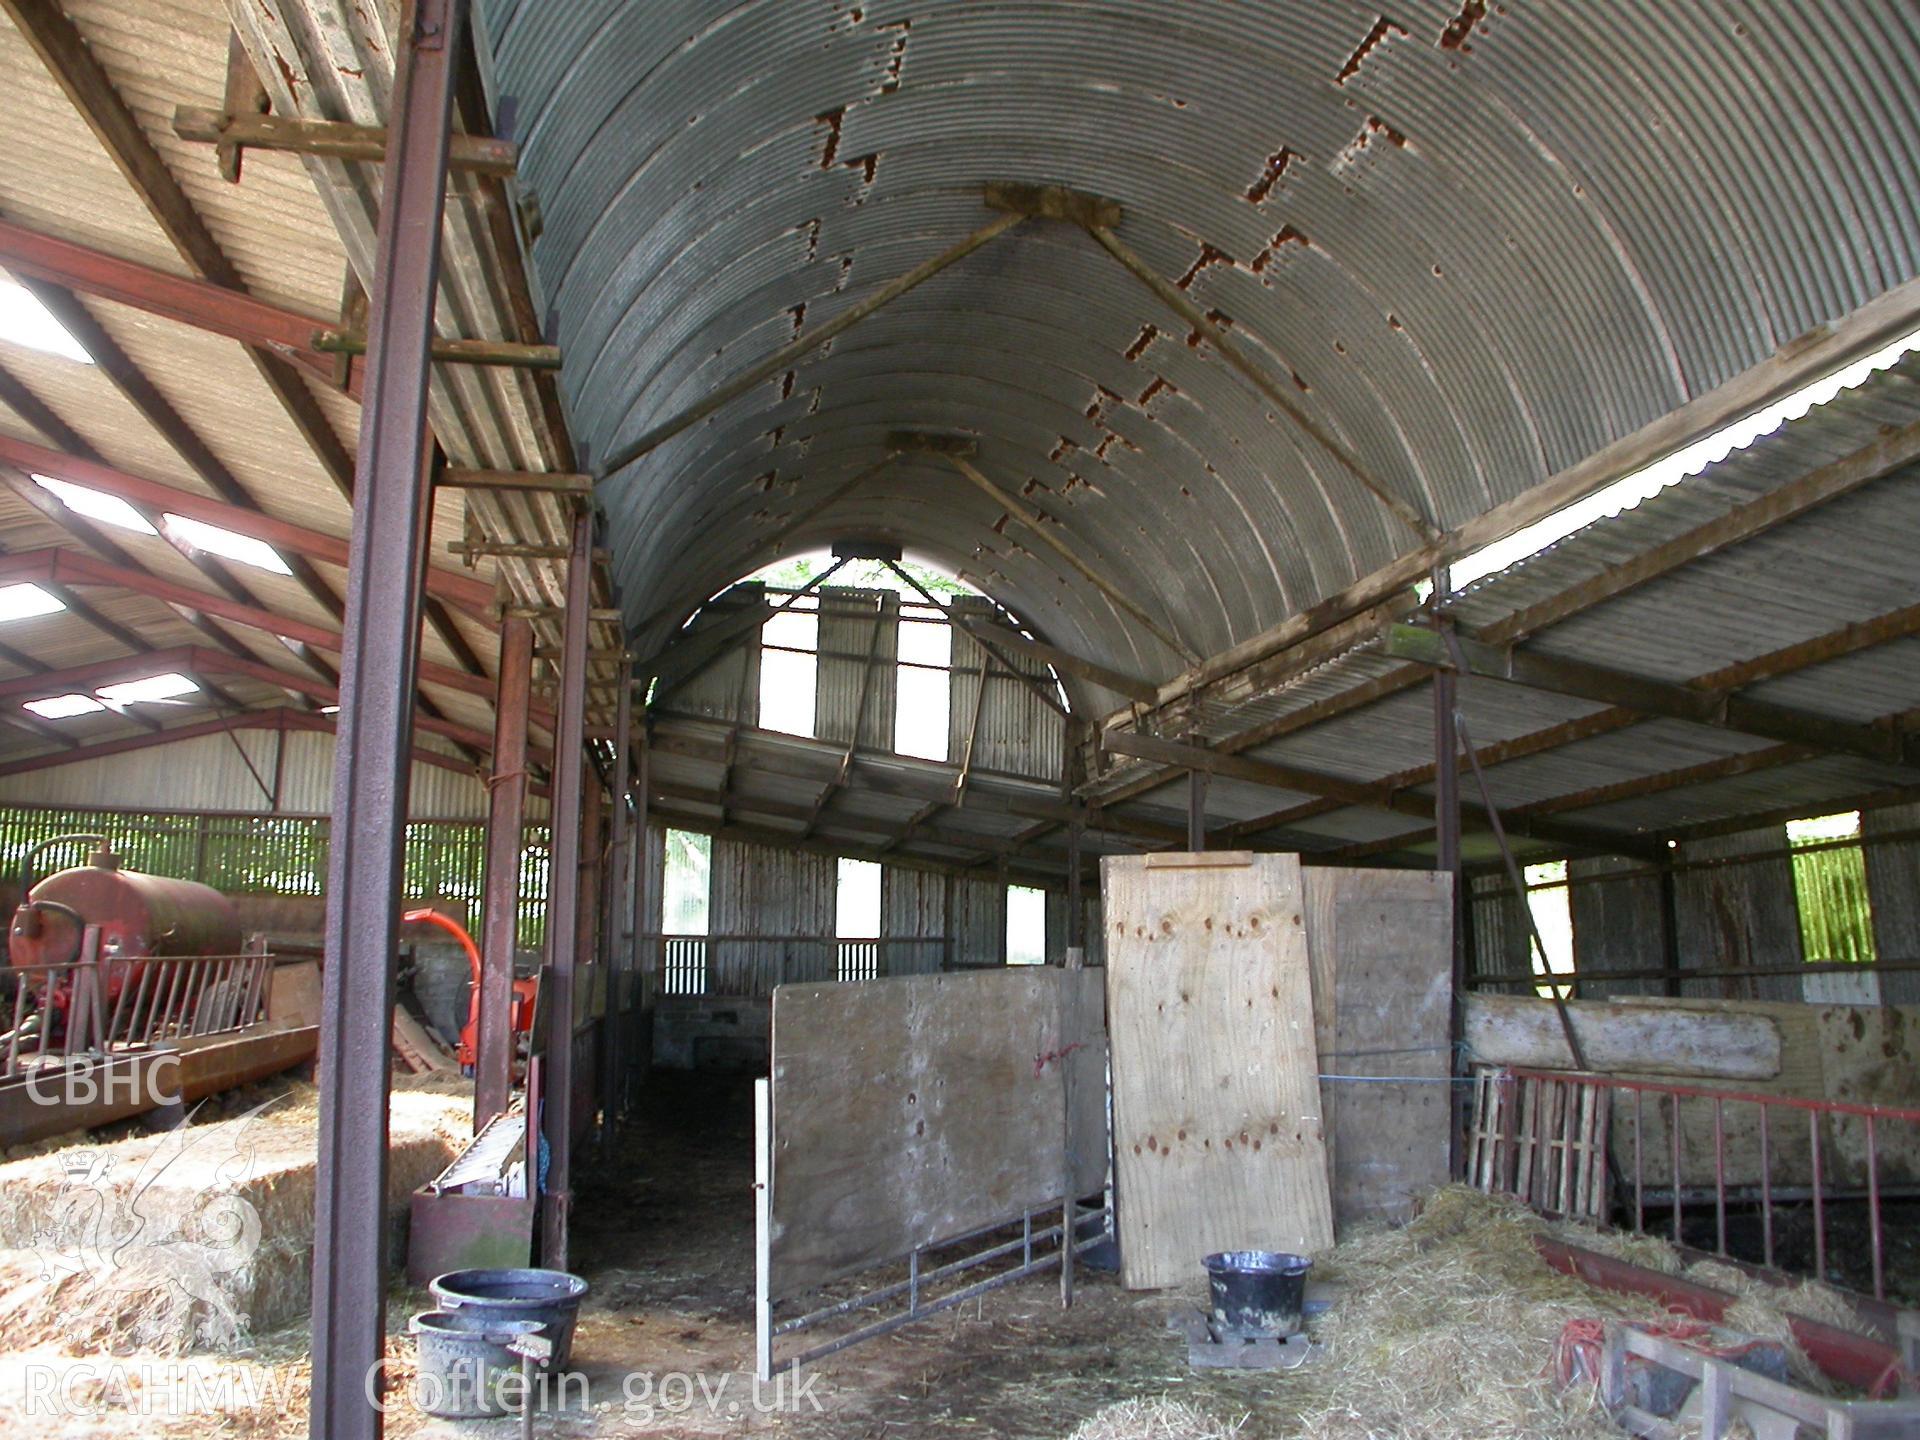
left=751, top=1078, right=1111, bottom=1379
left=0, top=925, right=273, bottom=1080
left=1470, top=1065, right=1920, bottom=1302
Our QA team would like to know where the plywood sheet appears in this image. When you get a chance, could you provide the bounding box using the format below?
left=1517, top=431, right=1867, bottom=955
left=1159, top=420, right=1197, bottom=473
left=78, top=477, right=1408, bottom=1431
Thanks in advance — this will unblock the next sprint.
left=1104, top=852, right=1332, bottom=1290
left=1306, top=869, right=1453, bottom=1229
left=766, top=968, right=1103, bottom=1298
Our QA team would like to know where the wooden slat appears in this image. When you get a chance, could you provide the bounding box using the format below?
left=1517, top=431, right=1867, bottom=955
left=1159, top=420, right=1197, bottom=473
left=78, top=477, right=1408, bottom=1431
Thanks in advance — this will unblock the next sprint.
left=1104, top=851, right=1332, bottom=1288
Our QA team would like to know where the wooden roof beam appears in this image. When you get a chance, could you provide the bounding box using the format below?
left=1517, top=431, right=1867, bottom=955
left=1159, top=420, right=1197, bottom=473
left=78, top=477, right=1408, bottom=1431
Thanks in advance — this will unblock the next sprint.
left=173, top=105, right=518, bottom=175
left=0, top=219, right=557, bottom=377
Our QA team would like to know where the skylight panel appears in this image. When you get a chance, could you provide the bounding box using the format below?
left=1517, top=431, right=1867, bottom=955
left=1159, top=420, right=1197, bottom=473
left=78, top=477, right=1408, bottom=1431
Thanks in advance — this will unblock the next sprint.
left=1449, top=325, right=1920, bottom=592
left=0, top=583, right=64, bottom=623
left=161, top=515, right=291, bottom=575
left=0, top=278, right=92, bottom=364
left=97, top=672, right=198, bottom=705
left=24, top=692, right=104, bottom=719
left=32, top=473, right=157, bottom=534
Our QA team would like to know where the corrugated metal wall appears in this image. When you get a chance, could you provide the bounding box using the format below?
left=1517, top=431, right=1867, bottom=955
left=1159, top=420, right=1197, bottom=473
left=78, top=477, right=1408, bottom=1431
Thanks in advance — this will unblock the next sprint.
left=1862, top=804, right=1920, bottom=1005
left=1470, top=873, right=1535, bottom=982
left=1568, top=855, right=1665, bottom=998
left=643, top=822, right=1096, bottom=985
left=0, top=728, right=487, bottom=818
left=950, top=873, right=1006, bottom=967
left=815, top=588, right=898, bottom=749
left=1672, top=828, right=1802, bottom=1001
left=708, top=835, right=836, bottom=990
left=657, top=582, right=764, bottom=722
left=1045, top=891, right=1104, bottom=967
left=880, top=864, right=947, bottom=975
left=947, top=598, right=1065, bottom=783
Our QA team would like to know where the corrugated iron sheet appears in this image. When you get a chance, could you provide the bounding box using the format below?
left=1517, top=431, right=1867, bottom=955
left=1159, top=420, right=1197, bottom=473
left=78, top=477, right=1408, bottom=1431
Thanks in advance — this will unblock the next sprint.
left=479, top=0, right=1920, bottom=683
left=815, top=587, right=898, bottom=748
left=0, top=724, right=488, bottom=818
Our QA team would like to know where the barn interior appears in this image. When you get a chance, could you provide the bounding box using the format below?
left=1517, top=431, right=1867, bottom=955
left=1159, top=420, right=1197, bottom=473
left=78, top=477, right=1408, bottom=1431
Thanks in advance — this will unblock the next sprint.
left=0, top=2, right=1913, bottom=1437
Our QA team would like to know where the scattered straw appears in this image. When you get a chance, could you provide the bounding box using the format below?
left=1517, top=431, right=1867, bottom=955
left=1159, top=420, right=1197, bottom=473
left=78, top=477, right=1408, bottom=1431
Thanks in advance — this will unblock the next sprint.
left=1067, top=1396, right=1247, bottom=1440
left=1280, top=1187, right=1661, bottom=1440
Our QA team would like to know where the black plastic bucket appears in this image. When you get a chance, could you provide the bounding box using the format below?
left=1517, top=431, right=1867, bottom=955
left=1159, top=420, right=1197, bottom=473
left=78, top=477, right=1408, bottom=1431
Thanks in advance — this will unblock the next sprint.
left=409, top=1310, right=543, bottom=1418
left=429, top=1267, right=589, bottom=1365
left=1203, top=1250, right=1313, bottom=1337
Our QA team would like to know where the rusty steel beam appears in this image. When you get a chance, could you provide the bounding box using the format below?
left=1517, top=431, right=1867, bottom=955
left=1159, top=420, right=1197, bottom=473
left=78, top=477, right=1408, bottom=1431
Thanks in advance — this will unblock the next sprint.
left=174, top=104, right=518, bottom=174
left=540, top=505, right=596, bottom=1268
left=0, top=706, right=476, bottom=782
left=475, top=618, right=530, bottom=1130
left=5, top=547, right=497, bottom=704
left=0, top=433, right=496, bottom=616
left=0, top=362, right=265, bottom=713
left=601, top=659, right=634, bottom=1131
left=1315, top=591, right=1920, bottom=862
left=0, top=0, right=501, bottom=702
left=0, top=218, right=557, bottom=377
left=942, top=449, right=1200, bottom=664
left=1102, top=727, right=1663, bottom=860
left=0, top=216, right=334, bottom=381
left=309, top=4, right=464, bottom=1436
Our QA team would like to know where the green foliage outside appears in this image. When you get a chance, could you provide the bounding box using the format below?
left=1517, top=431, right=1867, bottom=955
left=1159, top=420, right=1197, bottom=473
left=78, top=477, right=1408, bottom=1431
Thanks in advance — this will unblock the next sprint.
left=1788, top=814, right=1877, bottom=964
left=753, top=552, right=974, bottom=599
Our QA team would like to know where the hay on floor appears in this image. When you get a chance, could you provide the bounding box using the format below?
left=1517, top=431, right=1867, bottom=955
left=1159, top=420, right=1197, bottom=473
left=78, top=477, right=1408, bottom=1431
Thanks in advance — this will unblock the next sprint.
left=1067, top=1396, right=1247, bottom=1440
left=1069, top=1188, right=1879, bottom=1440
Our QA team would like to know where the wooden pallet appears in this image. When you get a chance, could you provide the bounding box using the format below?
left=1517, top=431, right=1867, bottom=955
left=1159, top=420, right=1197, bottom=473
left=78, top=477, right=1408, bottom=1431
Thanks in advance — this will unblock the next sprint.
left=1601, top=1321, right=1920, bottom=1439
left=1466, top=1067, right=1609, bottom=1221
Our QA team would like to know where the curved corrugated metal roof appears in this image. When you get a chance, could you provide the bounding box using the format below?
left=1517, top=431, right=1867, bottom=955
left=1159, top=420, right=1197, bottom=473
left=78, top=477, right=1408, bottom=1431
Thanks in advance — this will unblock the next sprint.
left=476, top=0, right=1920, bottom=687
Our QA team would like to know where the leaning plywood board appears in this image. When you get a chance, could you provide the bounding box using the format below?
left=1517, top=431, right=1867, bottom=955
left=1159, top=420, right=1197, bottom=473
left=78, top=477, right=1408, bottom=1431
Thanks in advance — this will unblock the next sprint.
left=767, top=968, right=1105, bottom=1298
left=1105, top=852, right=1332, bottom=1290
left=1306, top=868, right=1453, bottom=1230
left=1464, top=993, right=1782, bottom=1079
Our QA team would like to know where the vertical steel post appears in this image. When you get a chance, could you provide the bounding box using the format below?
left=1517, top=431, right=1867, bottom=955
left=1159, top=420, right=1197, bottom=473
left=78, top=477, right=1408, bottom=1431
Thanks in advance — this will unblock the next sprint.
left=1063, top=729, right=1084, bottom=964
left=476, top=617, right=531, bottom=1129
left=630, top=714, right=651, bottom=1090
left=1433, top=611, right=1464, bottom=1175
left=578, top=765, right=604, bottom=1139
left=309, top=2, right=463, bottom=1435
left=539, top=504, right=594, bottom=1268
left=1186, top=764, right=1208, bottom=852
left=601, top=664, right=633, bottom=1129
